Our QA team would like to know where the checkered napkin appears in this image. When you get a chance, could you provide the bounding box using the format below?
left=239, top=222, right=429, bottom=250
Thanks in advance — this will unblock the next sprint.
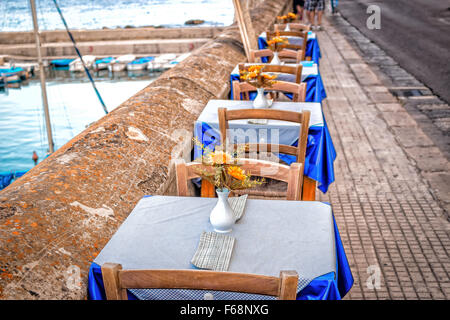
left=191, top=232, right=235, bottom=271
left=228, top=194, right=248, bottom=221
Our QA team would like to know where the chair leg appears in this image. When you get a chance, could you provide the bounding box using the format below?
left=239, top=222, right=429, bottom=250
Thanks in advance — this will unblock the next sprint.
left=201, top=180, right=216, bottom=198
left=302, top=176, right=316, bottom=200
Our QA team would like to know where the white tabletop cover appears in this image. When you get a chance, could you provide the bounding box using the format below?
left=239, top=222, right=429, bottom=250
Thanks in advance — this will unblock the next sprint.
left=231, top=62, right=319, bottom=83
left=196, top=99, right=323, bottom=149
left=94, top=196, right=336, bottom=299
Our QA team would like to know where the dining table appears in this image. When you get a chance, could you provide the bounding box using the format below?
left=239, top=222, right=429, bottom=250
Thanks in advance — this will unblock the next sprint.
left=229, top=61, right=327, bottom=103
left=193, top=99, right=336, bottom=199
left=258, top=31, right=321, bottom=65
left=88, top=195, right=354, bottom=300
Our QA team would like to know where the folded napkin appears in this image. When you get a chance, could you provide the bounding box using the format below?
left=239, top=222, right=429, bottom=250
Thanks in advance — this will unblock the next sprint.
left=191, top=232, right=235, bottom=271
left=228, top=194, right=248, bottom=221
left=301, top=61, right=314, bottom=67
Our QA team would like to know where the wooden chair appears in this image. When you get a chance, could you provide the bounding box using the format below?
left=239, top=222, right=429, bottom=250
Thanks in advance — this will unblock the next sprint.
left=217, top=107, right=310, bottom=200
left=267, top=30, right=309, bottom=61
left=274, top=23, right=311, bottom=32
left=101, top=263, right=299, bottom=300
left=232, top=80, right=307, bottom=103
left=175, top=157, right=303, bottom=201
left=249, top=46, right=305, bottom=64
left=238, top=63, right=302, bottom=85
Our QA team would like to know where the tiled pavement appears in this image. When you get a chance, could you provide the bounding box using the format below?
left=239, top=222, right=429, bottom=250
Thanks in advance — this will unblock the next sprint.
left=314, top=16, right=450, bottom=299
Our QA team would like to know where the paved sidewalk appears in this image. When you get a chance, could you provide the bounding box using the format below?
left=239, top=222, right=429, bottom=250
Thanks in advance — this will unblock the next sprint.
left=315, top=16, right=450, bottom=299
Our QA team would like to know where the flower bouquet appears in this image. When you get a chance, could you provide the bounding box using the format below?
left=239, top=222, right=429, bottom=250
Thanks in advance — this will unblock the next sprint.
left=277, top=12, right=298, bottom=30
left=266, top=32, right=289, bottom=65
left=194, top=138, right=264, bottom=232
left=239, top=65, right=278, bottom=111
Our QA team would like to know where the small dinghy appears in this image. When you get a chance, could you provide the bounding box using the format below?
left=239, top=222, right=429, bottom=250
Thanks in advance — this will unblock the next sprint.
left=127, top=56, right=154, bottom=71
left=13, top=62, right=38, bottom=78
left=164, top=52, right=191, bottom=69
left=69, top=55, right=96, bottom=72
left=108, top=54, right=136, bottom=72
left=0, top=66, right=24, bottom=83
left=50, top=58, right=74, bottom=70
left=94, top=57, right=114, bottom=71
left=148, top=53, right=177, bottom=71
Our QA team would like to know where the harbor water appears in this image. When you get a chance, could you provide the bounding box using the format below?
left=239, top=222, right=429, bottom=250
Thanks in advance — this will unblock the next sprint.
left=0, top=70, right=158, bottom=172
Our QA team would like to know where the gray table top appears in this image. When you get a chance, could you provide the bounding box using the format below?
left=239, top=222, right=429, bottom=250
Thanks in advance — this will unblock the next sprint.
left=95, top=196, right=336, bottom=282
left=196, top=99, right=323, bottom=129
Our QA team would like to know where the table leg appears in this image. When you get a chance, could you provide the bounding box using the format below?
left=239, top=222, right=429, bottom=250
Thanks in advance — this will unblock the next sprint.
left=201, top=180, right=216, bottom=198
left=302, top=176, right=316, bottom=201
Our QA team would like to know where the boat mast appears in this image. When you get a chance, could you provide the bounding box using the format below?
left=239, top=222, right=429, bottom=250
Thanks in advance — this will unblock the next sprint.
left=30, top=0, right=54, bottom=154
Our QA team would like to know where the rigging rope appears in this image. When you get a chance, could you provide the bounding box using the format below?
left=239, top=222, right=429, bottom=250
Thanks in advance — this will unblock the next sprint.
left=51, top=0, right=109, bottom=115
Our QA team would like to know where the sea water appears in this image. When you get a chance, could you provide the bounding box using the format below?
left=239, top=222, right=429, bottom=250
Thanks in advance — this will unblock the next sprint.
left=0, top=71, right=157, bottom=172
left=0, top=0, right=234, bottom=31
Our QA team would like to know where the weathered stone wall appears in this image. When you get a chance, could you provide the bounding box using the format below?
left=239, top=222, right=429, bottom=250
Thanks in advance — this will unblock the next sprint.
left=0, top=26, right=224, bottom=45
left=0, top=0, right=290, bottom=300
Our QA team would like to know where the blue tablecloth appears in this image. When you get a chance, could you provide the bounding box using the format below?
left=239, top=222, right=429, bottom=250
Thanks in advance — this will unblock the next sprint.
left=229, top=67, right=327, bottom=103
left=258, top=34, right=321, bottom=65
left=88, top=211, right=353, bottom=300
left=194, top=117, right=336, bottom=194
left=0, top=171, right=27, bottom=190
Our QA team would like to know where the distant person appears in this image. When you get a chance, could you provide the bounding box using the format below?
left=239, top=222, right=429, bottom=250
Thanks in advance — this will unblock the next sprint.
left=304, top=0, right=325, bottom=31
left=32, top=151, right=38, bottom=166
left=293, top=0, right=305, bottom=21
left=331, top=0, right=339, bottom=14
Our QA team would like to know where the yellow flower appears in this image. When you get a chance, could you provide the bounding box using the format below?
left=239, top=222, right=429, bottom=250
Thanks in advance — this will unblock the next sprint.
left=207, top=151, right=232, bottom=165
left=263, top=73, right=277, bottom=80
left=248, top=65, right=263, bottom=73
left=227, top=166, right=247, bottom=181
left=288, top=12, right=297, bottom=19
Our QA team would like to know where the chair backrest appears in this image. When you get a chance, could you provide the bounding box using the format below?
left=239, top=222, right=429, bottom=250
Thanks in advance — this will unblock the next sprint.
left=218, top=107, right=310, bottom=177
left=266, top=30, right=308, bottom=60
left=175, top=157, right=304, bottom=200
left=101, top=263, right=299, bottom=300
left=232, top=80, right=307, bottom=102
left=267, top=30, right=307, bottom=40
left=238, top=63, right=303, bottom=84
left=274, top=23, right=311, bottom=32
left=249, top=47, right=305, bottom=64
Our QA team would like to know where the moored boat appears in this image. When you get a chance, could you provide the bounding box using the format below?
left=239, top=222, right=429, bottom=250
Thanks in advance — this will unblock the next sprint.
left=0, top=67, right=24, bottom=83
left=94, top=57, right=115, bottom=71
left=163, top=52, right=191, bottom=69
left=126, top=56, right=154, bottom=71
left=108, top=54, right=136, bottom=72
left=148, top=53, right=177, bottom=71
left=50, top=58, right=74, bottom=69
left=69, top=55, right=96, bottom=72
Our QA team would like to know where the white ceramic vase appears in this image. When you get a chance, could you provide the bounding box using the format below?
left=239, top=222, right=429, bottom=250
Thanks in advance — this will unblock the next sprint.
left=270, top=51, right=282, bottom=65
left=253, top=87, right=271, bottom=109
left=210, top=189, right=235, bottom=233
left=285, top=24, right=291, bottom=31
